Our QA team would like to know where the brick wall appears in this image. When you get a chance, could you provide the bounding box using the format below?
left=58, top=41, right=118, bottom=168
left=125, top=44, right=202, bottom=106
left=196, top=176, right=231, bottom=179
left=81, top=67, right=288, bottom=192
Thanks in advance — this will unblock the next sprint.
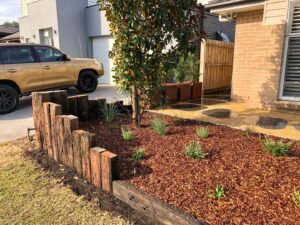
left=231, top=10, right=286, bottom=109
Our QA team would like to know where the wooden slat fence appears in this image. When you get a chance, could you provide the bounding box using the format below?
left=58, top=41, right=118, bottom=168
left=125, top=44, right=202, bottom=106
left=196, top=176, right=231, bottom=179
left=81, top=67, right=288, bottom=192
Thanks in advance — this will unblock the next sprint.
left=200, top=39, right=234, bottom=93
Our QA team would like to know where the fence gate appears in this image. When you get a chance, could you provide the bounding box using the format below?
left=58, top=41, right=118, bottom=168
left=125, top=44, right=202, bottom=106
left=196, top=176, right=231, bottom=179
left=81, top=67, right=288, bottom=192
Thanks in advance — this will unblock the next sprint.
left=200, top=39, right=234, bottom=98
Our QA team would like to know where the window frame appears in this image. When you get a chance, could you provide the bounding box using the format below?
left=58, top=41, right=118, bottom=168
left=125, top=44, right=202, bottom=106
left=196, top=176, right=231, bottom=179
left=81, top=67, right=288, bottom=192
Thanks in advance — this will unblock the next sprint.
left=1, top=45, right=39, bottom=65
left=33, top=45, right=65, bottom=63
left=279, top=0, right=300, bottom=101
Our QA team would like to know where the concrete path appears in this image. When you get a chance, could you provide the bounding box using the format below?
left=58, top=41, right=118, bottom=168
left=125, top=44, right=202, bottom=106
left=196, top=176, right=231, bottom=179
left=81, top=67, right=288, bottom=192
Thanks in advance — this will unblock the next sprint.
left=157, top=101, right=300, bottom=141
left=0, top=85, right=129, bottom=143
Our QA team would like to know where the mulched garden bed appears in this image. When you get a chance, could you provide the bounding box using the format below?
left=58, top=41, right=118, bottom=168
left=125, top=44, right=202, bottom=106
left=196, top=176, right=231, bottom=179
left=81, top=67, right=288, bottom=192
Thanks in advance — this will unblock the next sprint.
left=81, top=112, right=300, bottom=225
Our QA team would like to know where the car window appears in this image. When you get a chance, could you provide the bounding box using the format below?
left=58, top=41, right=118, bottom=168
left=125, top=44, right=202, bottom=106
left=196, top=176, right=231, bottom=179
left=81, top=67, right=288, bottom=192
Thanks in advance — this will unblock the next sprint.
left=0, top=48, right=3, bottom=64
left=34, top=46, right=64, bottom=62
left=2, top=46, right=35, bottom=64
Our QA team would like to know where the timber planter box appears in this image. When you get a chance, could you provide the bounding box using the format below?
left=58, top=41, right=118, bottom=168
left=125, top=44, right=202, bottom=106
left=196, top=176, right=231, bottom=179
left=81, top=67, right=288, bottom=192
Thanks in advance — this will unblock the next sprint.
left=149, top=88, right=164, bottom=108
left=164, top=83, right=179, bottom=104
left=178, top=82, right=192, bottom=101
left=192, top=82, right=202, bottom=99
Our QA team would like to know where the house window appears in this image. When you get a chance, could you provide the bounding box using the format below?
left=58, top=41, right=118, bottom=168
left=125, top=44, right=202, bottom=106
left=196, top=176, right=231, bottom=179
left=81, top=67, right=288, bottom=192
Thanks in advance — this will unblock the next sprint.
left=281, top=1, right=300, bottom=100
left=39, top=28, right=54, bottom=46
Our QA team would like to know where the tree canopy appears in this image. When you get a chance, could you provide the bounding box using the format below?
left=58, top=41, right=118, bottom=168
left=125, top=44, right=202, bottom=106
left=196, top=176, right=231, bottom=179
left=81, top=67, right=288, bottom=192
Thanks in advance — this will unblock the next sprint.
left=98, top=0, right=204, bottom=125
left=2, top=21, right=19, bottom=27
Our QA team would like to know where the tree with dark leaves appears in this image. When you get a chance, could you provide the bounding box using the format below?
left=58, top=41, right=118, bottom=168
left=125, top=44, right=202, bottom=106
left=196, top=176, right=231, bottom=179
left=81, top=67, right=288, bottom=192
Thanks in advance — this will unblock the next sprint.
left=98, top=0, right=204, bottom=126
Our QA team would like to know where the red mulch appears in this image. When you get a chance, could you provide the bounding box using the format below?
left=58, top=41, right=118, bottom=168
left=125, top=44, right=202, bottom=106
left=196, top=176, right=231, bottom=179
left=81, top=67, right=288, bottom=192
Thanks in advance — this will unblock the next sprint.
left=81, top=112, right=300, bottom=225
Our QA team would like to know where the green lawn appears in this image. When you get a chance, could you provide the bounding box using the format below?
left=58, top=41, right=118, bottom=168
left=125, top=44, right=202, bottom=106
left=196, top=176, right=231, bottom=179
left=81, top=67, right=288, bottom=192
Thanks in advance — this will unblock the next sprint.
left=0, top=142, right=131, bottom=225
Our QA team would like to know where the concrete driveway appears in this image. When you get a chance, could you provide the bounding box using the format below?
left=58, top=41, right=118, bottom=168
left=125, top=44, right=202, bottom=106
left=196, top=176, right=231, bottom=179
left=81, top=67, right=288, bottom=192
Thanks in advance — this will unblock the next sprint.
left=0, top=85, right=129, bottom=143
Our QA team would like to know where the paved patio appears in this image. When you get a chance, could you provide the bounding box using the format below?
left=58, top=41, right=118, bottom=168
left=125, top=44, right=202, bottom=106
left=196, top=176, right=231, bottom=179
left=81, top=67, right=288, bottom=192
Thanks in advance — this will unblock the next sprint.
left=156, top=99, right=300, bottom=141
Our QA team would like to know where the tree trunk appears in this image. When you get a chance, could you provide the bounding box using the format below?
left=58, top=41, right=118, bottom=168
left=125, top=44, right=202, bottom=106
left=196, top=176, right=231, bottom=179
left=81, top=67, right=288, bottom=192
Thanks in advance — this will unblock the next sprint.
left=132, top=85, right=140, bottom=127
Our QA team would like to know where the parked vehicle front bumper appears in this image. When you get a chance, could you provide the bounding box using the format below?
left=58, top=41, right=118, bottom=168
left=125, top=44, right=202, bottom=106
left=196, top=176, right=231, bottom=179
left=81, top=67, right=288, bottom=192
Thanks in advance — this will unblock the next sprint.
left=97, top=69, right=105, bottom=77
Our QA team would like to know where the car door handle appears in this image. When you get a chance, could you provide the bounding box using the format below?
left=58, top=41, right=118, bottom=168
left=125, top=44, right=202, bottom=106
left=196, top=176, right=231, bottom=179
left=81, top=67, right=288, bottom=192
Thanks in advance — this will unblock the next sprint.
left=7, top=69, right=17, bottom=73
left=44, top=66, right=51, bottom=70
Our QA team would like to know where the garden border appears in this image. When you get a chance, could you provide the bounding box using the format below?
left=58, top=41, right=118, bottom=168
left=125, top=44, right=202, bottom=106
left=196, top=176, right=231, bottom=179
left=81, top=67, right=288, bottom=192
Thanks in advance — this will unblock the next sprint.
left=113, top=181, right=208, bottom=225
left=32, top=90, right=207, bottom=225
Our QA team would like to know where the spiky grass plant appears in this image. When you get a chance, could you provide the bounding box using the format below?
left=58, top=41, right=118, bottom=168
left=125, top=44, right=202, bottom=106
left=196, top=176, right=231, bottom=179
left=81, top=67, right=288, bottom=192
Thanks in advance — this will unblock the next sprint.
left=208, top=185, right=226, bottom=200
left=152, top=117, right=166, bottom=136
left=184, top=141, right=207, bottom=160
left=100, top=104, right=119, bottom=126
left=262, top=139, right=289, bottom=156
left=132, top=147, right=145, bottom=161
left=196, top=127, right=209, bottom=139
left=121, top=128, right=134, bottom=142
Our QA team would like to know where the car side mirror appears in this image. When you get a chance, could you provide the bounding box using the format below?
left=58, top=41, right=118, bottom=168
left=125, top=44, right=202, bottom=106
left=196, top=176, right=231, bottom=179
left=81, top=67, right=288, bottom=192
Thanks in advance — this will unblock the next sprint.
left=62, top=54, right=70, bottom=61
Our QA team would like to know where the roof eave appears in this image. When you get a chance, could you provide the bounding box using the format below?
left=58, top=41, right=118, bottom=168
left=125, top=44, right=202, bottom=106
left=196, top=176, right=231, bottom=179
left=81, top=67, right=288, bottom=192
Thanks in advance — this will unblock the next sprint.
left=209, top=0, right=265, bottom=15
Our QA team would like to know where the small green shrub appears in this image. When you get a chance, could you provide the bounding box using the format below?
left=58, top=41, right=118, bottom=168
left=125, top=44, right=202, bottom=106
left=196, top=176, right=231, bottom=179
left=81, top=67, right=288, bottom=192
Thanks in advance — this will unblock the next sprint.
left=132, top=148, right=145, bottom=161
left=122, top=128, right=134, bottom=142
left=167, top=53, right=200, bottom=82
left=184, top=141, right=207, bottom=160
left=152, top=117, right=166, bottom=136
left=262, top=139, right=289, bottom=156
left=294, top=189, right=300, bottom=207
left=208, top=185, right=226, bottom=200
left=196, top=127, right=209, bottom=139
left=100, top=104, right=119, bottom=125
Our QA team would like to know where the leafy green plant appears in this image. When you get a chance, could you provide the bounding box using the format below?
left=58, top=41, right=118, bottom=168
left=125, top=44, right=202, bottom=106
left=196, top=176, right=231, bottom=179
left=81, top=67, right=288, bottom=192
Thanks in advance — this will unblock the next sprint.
left=132, top=148, right=145, bottom=161
left=294, top=189, right=300, bottom=207
left=99, top=1, right=204, bottom=126
left=208, top=185, right=226, bottom=200
left=184, top=141, right=207, bottom=160
left=196, top=127, right=209, bottom=139
left=122, top=128, right=134, bottom=142
left=100, top=104, right=119, bottom=125
left=168, top=53, right=200, bottom=82
left=262, top=139, right=289, bottom=156
left=152, top=117, right=166, bottom=136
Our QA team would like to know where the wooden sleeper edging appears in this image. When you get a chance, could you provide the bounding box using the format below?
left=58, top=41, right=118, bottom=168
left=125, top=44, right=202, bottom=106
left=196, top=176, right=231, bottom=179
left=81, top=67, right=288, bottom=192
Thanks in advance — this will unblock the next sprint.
left=32, top=90, right=208, bottom=225
left=101, top=151, right=119, bottom=193
left=113, top=181, right=208, bottom=225
left=90, top=147, right=106, bottom=189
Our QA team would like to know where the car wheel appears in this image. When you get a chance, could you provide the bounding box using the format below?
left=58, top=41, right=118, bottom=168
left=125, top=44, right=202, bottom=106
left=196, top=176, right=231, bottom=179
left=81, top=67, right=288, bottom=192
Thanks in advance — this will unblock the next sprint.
left=77, top=70, right=98, bottom=93
left=0, top=85, right=19, bottom=114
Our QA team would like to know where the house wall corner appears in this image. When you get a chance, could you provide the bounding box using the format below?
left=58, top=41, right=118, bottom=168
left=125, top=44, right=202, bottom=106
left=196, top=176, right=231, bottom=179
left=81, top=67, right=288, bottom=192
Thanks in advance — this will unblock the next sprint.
left=231, top=9, right=287, bottom=109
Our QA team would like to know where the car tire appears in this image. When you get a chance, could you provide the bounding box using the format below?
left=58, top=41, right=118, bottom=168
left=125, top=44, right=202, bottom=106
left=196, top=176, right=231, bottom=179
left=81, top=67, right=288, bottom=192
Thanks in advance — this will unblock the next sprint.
left=77, top=70, right=98, bottom=93
left=0, top=84, right=19, bottom=114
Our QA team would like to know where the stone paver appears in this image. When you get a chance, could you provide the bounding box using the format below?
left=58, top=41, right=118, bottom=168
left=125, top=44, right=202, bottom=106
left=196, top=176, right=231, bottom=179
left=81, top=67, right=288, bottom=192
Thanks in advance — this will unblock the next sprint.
left=157, top=101, right=300, bottom=141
